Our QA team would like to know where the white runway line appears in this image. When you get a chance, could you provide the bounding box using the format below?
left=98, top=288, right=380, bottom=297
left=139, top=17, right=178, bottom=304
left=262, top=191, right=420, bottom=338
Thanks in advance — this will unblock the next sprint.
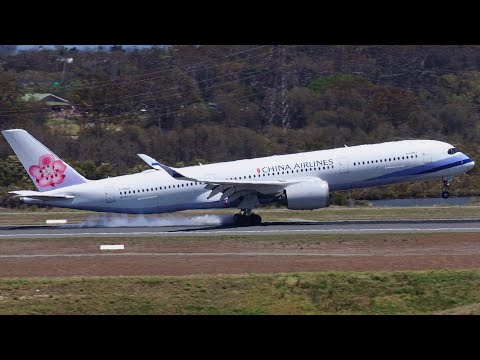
left=1, top=227, right=480, bottom=238
left=0, top=252, right=479, bottom=259
left=45, top=219, right=67, bottom=224
left=100, top=245, right=125, bottom=250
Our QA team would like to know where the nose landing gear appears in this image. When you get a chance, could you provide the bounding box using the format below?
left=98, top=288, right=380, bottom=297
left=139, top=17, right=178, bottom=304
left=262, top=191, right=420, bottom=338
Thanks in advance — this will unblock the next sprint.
left=233, top=209, right=262, bottom=226
left=441, top=177, right=450, bottom=199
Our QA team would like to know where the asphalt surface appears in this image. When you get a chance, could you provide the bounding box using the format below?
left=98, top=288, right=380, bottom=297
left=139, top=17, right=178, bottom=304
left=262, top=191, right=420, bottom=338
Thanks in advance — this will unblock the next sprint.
left=2, top=220, right=480, bottom=277
left=1, top=218, right=480, bottom=238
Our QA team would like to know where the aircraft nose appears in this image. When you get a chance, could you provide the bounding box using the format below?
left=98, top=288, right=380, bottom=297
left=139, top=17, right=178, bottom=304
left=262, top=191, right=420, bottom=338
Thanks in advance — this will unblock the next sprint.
left=465, top=156, right=475, bottom=173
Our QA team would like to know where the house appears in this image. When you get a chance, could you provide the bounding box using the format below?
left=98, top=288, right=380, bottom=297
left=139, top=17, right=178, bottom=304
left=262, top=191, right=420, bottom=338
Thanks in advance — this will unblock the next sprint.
left=22, top=93, right=71, bottom=112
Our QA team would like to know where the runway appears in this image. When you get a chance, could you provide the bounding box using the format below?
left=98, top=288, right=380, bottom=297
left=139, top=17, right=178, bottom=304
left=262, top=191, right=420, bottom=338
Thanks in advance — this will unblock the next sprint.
left=1, top=218, right=480, bottom=277
left=1, top=218, right=480, bottom=238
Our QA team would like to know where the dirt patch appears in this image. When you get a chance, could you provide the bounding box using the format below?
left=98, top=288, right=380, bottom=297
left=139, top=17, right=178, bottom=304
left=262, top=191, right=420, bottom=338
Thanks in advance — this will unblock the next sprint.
left=1, top=233, right=480, bottom=277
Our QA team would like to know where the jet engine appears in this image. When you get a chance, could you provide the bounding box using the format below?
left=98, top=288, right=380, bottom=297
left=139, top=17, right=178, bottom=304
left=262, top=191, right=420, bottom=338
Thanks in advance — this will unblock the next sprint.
left=284, top=179, right=329, bottom=210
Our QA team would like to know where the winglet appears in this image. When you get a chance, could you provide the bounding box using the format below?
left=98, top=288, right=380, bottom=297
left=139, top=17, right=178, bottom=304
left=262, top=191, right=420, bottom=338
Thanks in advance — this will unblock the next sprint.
left=138, top=154, right=162, bottom=170
left=137, top=154, right=193, bottom=180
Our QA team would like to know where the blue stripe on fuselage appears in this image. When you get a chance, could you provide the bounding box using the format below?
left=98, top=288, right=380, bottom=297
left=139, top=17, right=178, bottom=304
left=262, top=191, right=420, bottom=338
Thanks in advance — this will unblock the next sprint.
left=330, top=155, right=472, bottom=191
left=366, top=155, right=472, bottom=182
left=417, top=158, right=473, bottom=174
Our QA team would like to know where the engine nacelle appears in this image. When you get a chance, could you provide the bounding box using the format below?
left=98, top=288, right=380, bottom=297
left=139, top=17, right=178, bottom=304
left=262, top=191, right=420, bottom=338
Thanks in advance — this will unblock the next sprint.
left=284, top=179, right=329, bottom=210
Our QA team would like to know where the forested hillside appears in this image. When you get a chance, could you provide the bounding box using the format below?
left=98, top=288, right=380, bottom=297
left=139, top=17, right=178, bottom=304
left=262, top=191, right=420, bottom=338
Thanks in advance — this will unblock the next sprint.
left=1, top=45, right=479, bottom=207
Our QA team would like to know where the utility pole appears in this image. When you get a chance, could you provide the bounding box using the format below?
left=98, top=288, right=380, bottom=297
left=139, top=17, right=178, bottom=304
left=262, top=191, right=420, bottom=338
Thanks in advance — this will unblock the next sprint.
left=268, top=46, right=289, bottom=130
left=268, top=46, right=279, bottom=127
left=280, top=46, right=290, bottom=130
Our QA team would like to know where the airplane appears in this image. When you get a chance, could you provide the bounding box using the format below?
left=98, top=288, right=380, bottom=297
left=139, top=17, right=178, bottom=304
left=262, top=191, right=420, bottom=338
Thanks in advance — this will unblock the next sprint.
left=1, top=128, right=476, bottom=226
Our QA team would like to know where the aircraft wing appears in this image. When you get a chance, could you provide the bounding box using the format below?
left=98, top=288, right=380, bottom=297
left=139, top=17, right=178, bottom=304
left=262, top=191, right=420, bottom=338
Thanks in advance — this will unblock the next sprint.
left=137, top=154, right=319, bottom=204
left=9, top=190, right=75, bottom=201
left=195, top=177, right=317, bottom=204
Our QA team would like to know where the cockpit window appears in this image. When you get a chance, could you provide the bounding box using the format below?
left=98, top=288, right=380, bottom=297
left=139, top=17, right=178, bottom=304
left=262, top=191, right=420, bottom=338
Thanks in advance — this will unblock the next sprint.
left=448, top=148, right=459, bottom=155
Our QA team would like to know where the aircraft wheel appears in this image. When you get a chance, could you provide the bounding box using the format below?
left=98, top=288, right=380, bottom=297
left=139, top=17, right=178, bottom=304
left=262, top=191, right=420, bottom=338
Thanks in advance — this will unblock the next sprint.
left=238, top=215, right=249, bottom=227
left=252, top=214, right=262, bottom=226
left=233, top=214, right=241, bottom=225
left=442, top=191, right=450, bottom=199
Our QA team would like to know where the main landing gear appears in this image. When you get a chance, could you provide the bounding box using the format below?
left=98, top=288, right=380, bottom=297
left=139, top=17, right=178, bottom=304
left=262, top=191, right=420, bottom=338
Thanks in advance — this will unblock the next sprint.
left=442, top=177, right=450, bottom=199
left=233, top=209, right=262, bottom=226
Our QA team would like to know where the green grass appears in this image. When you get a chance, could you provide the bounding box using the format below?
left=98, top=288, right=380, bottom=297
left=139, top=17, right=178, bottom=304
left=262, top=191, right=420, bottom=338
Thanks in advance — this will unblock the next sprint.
left=1, top=206, right=480, bottom=226
left=0, top=208, right=94, bottom=225
left=258, top=206, right=480, bottom=222
left=1, top=270, right=480, bottom=314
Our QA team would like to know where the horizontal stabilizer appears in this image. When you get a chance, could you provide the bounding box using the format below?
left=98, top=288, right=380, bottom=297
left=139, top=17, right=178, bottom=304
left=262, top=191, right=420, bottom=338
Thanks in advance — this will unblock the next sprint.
left=9, top=190, right=75, bottom=201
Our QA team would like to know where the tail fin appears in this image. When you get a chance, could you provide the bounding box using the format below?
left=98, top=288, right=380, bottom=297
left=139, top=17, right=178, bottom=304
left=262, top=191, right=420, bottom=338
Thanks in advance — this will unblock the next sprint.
left=2, top=129, right=88, bottom=192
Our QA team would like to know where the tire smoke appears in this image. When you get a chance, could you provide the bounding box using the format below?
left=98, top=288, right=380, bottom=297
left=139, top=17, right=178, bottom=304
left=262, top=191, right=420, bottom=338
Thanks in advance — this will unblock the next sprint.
left=76, top=214, right=234, bottom=228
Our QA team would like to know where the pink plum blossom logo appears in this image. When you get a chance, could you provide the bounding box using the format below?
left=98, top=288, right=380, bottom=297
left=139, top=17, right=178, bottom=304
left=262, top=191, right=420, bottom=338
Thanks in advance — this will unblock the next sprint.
left=29, top=154, right=67, bottom=187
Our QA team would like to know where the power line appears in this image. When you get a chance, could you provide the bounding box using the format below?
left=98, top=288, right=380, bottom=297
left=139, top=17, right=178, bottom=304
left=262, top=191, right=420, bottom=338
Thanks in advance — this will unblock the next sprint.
left=49, top=46, right=273, bottom=91
left=0, top=67, right=275, bottom=115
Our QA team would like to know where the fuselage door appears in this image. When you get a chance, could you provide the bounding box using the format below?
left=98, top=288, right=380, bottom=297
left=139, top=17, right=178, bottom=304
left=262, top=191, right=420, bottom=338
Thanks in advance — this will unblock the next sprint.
left=423, top=153, right=432, bottom=164
left=105, top=186, right=116, bottom=203
left=337, top=158, right=349, bottom=174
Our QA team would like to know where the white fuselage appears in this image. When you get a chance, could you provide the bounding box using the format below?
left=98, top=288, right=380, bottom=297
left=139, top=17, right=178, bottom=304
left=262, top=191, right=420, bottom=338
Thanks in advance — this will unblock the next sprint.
left=23, top=140, right=475, bottom=213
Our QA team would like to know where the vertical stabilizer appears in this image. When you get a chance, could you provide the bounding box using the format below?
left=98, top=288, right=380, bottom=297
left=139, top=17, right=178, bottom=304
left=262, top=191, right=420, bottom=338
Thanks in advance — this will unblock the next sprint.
left=2, top=129, right=88, bottom=192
